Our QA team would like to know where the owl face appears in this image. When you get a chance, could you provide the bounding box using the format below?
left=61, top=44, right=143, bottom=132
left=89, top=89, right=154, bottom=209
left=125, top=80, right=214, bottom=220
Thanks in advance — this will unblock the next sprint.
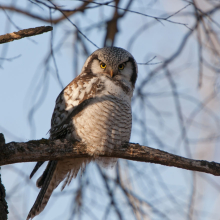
left=82, top=47, right=138, bottom=87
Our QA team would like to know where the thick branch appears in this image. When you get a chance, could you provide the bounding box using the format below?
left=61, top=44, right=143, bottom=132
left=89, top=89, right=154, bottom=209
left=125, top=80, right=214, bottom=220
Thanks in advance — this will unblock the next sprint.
left=0, top=134, right=220, bottom=176
left=0, top=26, right=53, bottom=44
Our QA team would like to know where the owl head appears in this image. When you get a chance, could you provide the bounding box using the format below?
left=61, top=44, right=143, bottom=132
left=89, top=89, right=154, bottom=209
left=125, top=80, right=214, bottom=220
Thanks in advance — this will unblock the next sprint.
left=81, top=47, right=138, bottom=87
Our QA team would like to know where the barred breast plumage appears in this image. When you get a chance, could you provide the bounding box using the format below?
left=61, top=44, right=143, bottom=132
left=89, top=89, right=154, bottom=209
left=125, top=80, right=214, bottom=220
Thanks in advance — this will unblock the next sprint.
left=74, top=97, right=132, bottom=152
left=27, top=47, right=138, bottom=219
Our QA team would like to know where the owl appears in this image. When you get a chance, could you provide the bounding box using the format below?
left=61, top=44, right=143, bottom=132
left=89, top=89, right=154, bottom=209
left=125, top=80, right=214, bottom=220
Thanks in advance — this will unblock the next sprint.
left=27, top=47, right=138, bottom=219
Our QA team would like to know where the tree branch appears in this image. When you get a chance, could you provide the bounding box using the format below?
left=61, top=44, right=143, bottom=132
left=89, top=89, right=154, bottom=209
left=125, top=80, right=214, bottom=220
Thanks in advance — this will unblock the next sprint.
left=0, top=26, right=53, bottom=44
left=0, top=133, right=220, bottom=176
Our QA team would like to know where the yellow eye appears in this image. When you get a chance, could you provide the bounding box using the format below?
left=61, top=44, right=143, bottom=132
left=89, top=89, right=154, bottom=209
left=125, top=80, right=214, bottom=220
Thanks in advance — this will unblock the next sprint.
left=100, top=63, right=106, bottom=69
left=118, top=64, right=125, bottom=70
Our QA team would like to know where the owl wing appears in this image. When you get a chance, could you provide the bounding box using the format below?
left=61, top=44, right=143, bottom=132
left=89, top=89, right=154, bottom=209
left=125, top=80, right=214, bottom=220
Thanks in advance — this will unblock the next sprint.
left=29, top=72, right=101, bottom=180
left=50, top=72, right=101, bottom=140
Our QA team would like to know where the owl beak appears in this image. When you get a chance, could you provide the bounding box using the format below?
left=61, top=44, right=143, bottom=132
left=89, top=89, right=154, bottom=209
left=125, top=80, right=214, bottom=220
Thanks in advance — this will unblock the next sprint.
left=110, top=69, right=114, bottom=78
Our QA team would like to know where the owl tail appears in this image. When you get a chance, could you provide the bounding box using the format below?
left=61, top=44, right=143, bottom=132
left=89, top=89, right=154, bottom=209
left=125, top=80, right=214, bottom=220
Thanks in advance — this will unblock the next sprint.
left=27, top=160, right=58, bottom=220
left=27, top=158, right=90, bottom=220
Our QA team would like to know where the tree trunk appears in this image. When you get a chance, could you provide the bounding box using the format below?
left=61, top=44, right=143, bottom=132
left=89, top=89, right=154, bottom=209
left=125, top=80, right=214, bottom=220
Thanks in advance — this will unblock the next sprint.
left=0, top=134, right=8, bottom=220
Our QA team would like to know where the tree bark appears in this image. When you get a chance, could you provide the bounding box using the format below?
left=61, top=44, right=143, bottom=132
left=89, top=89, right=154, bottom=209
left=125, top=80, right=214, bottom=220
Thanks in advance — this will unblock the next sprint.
left=1, top=133, right=220, bottom=176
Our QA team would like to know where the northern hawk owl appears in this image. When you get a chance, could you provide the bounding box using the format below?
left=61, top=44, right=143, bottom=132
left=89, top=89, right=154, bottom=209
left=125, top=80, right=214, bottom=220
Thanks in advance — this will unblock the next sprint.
left=27, top=47, right=138, bottom=219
